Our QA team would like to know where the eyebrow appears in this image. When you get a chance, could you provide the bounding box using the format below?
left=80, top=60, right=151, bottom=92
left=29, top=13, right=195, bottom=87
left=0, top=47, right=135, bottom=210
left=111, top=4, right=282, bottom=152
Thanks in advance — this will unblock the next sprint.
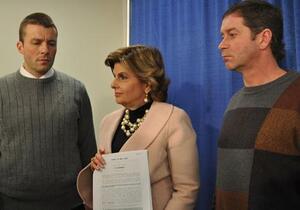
left=31, top=38, right=57, bottom=42
left=113, top=71, right=127, bottom=76
left=116, top=71, right=128, bottom=76
left=31, top=38, right=42, bottom=41
left=221, top=27, right=239, bottom=35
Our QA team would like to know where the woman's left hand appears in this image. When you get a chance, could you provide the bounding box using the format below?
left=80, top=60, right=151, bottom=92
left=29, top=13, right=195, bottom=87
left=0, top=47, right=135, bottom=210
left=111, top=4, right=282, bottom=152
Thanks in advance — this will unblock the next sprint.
left=90, top=147, right=106, bottom=171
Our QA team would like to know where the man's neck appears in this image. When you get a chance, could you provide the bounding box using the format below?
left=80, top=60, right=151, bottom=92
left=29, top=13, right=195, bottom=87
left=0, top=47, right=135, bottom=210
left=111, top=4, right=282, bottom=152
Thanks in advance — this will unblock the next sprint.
left=20, top=66, right=54, bottom=79
left=241, top=56, right=286, bottom=87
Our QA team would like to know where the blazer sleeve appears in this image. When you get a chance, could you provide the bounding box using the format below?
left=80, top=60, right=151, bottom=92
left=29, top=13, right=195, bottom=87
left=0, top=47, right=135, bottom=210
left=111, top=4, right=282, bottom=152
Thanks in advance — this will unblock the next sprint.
left=77, top=164, right=93, bottom=208
left=164, top=108, right=200, bottom=210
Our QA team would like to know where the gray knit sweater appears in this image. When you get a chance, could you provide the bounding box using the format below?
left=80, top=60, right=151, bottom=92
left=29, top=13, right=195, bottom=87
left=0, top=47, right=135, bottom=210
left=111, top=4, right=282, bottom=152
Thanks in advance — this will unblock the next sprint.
left=216, top=71, right=300, bottom=210
left=0, top=70, right=96, bottom=209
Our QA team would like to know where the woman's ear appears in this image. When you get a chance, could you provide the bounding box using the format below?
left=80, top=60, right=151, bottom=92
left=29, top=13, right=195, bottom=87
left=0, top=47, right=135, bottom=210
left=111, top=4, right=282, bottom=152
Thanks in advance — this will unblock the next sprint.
left=144, top=82, right=151, bottom=94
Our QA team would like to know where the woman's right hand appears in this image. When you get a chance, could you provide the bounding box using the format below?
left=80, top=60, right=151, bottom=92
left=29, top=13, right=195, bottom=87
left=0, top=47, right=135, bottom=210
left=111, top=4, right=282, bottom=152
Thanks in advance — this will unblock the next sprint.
left=90, top=147, right=106, bottom=171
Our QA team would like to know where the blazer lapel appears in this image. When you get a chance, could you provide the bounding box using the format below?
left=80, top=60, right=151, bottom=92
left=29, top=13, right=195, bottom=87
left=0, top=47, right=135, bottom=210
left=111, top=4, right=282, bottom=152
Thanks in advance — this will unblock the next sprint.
left=101, top=108, right=124, bottom=153
left=120, top=102, right=173, bottom=152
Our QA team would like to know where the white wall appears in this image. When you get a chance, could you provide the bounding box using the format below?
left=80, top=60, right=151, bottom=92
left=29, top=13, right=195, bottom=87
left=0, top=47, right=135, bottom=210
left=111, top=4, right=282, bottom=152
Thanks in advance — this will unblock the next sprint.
left=0, top=0, right=127, bottom=141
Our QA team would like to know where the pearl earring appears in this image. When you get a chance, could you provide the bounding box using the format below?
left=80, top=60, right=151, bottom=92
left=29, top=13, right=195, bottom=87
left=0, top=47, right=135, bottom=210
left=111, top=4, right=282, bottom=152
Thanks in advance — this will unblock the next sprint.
left=144, top=93, right=149, bottom=103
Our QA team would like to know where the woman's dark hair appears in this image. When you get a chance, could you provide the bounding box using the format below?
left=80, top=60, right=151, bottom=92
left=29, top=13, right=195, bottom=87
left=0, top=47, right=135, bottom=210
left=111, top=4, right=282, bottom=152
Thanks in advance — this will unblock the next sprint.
left=105, top=45, right=170, bottom=102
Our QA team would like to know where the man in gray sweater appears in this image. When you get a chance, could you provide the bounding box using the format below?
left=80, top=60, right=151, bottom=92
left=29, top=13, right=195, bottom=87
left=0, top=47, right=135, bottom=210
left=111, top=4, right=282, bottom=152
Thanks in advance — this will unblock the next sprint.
left=0, top=13, right=97, bottom=210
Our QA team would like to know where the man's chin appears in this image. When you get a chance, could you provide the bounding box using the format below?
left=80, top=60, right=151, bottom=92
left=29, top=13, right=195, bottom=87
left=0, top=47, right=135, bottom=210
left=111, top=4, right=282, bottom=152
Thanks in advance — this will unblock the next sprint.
left=38, top=66, right=52, bottom=72
left=225, top=65, right=236, bottom=71
left=37, top=69, right=51, bottom=74
left=225, top=64, right=240, bottom=72
left=33, top=67, right=52, bottom=76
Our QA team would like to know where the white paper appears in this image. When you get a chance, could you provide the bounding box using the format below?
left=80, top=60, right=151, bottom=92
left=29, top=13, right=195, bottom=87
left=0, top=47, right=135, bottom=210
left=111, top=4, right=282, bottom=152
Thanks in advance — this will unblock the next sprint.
left=93, top=150, right=153, bottom=210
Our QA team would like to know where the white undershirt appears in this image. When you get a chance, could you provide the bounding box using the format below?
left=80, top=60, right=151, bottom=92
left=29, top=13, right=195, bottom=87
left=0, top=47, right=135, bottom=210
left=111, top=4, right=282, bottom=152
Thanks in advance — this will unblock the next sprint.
left=20, top=65, right=54, bottom=79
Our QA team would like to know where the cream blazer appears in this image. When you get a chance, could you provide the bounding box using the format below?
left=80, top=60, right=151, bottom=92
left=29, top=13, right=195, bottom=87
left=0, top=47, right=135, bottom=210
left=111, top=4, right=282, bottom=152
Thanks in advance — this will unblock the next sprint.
left=77, top=101, right=200, bottom=210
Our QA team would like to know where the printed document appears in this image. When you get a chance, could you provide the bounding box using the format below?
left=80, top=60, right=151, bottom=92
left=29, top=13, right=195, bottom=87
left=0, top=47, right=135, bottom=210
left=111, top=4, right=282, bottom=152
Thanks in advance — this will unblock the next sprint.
left=93, top=150, right=153, bottom=210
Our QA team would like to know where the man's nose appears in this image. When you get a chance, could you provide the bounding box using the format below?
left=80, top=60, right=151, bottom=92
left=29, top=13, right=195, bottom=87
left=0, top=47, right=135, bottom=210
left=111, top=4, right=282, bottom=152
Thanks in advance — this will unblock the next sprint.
left=40, top=43, right=49, bottom=54
left=218, top=38, right=228, bottom=50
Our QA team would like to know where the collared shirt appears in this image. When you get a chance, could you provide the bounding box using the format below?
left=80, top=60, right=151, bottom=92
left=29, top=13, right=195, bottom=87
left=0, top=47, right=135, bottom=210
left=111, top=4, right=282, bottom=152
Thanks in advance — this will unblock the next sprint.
left=20, top=65, right=55, bottom=79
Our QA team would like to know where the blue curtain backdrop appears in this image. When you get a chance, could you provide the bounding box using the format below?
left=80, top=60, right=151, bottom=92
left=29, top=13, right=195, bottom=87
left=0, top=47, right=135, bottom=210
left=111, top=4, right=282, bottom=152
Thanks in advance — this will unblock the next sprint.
left=130, top=0, right=300, bottom=209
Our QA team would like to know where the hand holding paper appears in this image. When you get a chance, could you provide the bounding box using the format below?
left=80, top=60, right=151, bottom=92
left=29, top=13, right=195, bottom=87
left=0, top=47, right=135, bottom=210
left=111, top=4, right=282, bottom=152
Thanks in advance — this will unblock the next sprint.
left=93, top=150, right=153, bottom=210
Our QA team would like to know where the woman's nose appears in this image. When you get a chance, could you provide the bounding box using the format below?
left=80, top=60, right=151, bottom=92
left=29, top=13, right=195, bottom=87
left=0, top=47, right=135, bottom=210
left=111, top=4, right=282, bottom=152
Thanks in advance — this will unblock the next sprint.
left=111, top=78, right=117, bottom=89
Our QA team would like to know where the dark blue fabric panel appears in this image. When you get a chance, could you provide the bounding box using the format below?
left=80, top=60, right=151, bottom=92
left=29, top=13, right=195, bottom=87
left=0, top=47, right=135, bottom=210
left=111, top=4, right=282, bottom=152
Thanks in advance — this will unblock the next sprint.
left=130, top=0, right=300, bottom=209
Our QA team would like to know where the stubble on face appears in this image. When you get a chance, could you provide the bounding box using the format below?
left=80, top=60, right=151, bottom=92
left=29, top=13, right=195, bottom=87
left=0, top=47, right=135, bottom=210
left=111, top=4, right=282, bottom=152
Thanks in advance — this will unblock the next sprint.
left=219, top=14, right=259, bottom=72
left=17, top=24, right=57, bottom=77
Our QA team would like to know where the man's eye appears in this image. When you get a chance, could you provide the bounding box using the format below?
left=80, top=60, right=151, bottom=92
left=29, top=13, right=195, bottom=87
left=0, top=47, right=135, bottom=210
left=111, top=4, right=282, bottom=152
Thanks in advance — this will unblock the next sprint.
left=229, top=33, right=237, bottom=38
left=48, top=42, right=56, bottom=47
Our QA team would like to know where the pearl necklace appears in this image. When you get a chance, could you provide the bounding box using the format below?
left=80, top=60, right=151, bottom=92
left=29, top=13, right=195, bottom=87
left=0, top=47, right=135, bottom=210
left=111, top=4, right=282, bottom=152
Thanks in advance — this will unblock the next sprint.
left=121, top=109, right=149, bottom=137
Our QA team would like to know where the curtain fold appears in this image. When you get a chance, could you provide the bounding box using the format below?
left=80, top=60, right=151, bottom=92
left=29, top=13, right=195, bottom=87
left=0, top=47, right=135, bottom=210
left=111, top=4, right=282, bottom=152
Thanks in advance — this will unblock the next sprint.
left=130, top=1, right=300, bottom=209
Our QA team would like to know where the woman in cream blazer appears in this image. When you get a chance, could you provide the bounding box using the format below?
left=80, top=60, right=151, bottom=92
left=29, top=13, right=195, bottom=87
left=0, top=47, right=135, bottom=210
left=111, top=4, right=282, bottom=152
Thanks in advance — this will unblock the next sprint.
left=77, top=45, right=200, bottom=210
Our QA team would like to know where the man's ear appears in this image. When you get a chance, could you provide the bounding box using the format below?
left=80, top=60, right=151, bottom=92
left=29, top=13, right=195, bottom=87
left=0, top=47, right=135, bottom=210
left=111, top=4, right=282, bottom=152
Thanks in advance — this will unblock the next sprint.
left=257, top=28, right=272, bottom=50
left=16, top=41, right=24, bottom=55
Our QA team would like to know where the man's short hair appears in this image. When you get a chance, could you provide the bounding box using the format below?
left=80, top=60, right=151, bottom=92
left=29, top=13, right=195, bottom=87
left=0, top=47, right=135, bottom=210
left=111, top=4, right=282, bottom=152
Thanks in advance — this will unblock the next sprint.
left=19, top=12, right=57, bottom=42
left=223, top=0, right=285, bottom=62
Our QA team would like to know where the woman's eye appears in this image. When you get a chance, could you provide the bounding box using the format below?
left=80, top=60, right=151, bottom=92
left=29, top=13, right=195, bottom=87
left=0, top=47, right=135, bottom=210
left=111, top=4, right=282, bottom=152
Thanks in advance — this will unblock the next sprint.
left=118, top=74, right=127, bottom=80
